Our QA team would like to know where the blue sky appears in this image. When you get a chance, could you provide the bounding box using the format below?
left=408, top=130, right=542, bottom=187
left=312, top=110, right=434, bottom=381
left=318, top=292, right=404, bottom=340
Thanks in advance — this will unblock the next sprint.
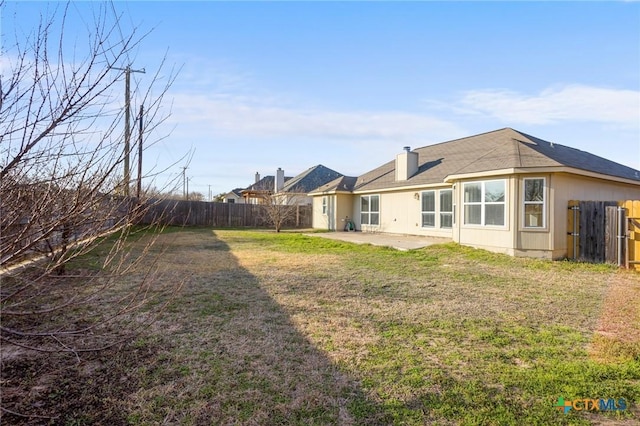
left=4, top=1, right=640, bottom=197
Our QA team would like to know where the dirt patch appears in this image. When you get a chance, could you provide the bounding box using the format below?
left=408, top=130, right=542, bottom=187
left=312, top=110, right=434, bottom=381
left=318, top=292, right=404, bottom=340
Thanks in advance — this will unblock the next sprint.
left=590, top=272, right=640, bottom=362
left=0, top=338, right=166, bottom=425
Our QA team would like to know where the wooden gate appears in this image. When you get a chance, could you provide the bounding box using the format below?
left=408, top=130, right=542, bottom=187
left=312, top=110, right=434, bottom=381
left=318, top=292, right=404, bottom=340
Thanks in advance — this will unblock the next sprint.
left=567, top=200, right=640, bottom=270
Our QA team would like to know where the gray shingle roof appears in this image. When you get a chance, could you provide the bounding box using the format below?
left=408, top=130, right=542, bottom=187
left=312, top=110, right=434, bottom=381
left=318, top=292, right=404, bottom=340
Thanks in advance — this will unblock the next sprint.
left=309, top=175, right=358, bottom=194
left=281, top=164, right=343, bottom=193
left=244, top=175, right=293, bottom=192
left=354, top=128, right=640, bottom=192
left=229, top=188, right=244, bottom=197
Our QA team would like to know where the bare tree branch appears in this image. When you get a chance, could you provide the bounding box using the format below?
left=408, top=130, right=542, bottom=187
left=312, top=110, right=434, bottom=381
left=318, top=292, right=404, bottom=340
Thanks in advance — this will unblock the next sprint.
left=0, top=0, right=183, bottom=361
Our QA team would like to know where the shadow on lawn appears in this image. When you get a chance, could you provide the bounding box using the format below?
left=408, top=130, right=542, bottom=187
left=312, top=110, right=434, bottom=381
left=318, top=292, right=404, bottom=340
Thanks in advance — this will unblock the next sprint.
left=0, top=229, right=387, bottom=425
left=130, top=229, right=391, bottom=424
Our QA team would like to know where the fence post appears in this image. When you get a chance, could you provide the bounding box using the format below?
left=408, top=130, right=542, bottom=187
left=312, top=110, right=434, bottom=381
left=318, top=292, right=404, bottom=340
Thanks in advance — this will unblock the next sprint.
left=618, top=206, right=626, bottom=267
left=567, top=203, right=580, bottom=260
left=605, top=206, right=617, bottom=264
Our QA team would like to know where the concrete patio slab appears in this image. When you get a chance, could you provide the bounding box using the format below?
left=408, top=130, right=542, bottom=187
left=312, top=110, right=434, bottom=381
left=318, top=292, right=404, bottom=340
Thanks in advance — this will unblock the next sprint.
left=305, top=231, right=451, bottom=251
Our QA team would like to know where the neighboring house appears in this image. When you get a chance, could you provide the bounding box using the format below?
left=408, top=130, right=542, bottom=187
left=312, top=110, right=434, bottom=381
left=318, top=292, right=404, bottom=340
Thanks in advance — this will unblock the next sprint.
left=241, top=169, right=293, bottom=204
left=242, top=165, right=342, bottom=205
left=309, top=128, right=640, bottom=259
left=223, top=188, right=245, bottom=204
left=279, top=164, right=343, bottom=205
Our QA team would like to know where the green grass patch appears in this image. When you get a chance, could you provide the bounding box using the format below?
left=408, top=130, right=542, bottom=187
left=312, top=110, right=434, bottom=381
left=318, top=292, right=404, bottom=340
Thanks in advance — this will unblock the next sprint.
left=5, top=227, right=637, bottom=425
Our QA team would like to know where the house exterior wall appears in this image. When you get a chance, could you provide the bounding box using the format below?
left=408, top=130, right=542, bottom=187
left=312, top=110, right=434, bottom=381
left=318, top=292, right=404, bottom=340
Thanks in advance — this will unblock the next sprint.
left=454, top=172, right=640, bottom=259
left=312, top=193, right=355, bottom=231
left=336, top=193, right=355, bottom=231
left=454, top=176, right=517, bottom=255
left=353, top=188, right=454, bottom=238
left=513, top=174, right=553, bottom=258
left=312, top=196, right=329, bottom=230
left=550, top=173, right=640, bottom=258
left=310, top=171, right=640, bottom=260
left=224, top=192, right=244, bottom=204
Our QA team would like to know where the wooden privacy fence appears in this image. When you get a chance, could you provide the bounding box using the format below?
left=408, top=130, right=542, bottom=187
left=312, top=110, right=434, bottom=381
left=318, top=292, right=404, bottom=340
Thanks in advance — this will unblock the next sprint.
left=139, top=199, right=312, bottom=229
left=567, top=200, right=640, bottom=270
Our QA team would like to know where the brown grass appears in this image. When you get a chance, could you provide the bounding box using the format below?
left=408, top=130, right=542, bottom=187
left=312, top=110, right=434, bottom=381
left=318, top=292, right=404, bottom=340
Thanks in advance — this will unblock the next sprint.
left=2, top=228, right=639, bottom=425
left=590, top=273, right=640, bottom=362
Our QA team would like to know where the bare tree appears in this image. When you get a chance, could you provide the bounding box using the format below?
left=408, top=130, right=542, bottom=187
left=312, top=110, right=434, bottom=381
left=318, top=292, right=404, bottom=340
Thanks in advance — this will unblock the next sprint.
left=256, top=188, right=305, bottom=232
left=0, top=0, right=180, bottom=357
left=188, top=191, right=204, bottom=201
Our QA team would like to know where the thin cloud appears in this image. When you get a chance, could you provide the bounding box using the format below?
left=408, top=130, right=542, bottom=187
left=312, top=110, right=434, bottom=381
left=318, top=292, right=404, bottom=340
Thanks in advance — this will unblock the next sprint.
left=168, top=92, right=464, bottom=142
left=457, top=85, right=639, bottom=126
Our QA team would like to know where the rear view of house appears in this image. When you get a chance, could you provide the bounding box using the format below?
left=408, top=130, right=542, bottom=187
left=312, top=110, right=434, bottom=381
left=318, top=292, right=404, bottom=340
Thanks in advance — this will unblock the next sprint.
left=310, top=128, right=640, bottom=259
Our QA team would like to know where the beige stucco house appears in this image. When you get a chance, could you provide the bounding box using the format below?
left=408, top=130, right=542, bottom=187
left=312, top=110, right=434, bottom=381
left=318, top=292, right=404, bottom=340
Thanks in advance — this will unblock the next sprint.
left=309, top=128, right=640, bottom=259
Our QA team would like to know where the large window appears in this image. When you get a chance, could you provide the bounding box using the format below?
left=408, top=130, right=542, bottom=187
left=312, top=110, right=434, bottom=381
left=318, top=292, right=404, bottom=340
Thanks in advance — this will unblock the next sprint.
left=421, top=189, right=452, bottom=229
left=523, top=178, right=545, bottom=228
left=463, top=180, right=506, bottom=226
left=421, top=191, right=435, bottom=227
left=361, top=195, right=380, bottom=226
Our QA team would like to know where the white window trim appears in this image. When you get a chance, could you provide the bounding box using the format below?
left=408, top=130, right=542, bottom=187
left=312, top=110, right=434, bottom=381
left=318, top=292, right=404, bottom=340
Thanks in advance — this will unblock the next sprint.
left=421, top=190, right=436, bottom=228
left=360, top=194, right=380, bottom=226
left=322, top=196, right=328, bottom=215
left=462, top=180, right=507, bottom=228
left=522, top=177, right=546, bottom=229
left=421, top=189, right=453, bottom=229
left=440, top=189, right=453, bottom=229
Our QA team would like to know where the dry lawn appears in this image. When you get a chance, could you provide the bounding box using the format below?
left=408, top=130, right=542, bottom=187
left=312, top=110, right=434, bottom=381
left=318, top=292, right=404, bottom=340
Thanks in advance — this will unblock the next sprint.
left=1, top=227, right=639, bottom=425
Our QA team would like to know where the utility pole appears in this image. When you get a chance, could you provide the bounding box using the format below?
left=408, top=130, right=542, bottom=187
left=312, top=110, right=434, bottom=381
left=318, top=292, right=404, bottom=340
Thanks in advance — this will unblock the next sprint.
left=137, top=104, right=144, bottom=198
left=113, top=65, right=145, bottom=196
left=208, top=184, right=211, bottom=202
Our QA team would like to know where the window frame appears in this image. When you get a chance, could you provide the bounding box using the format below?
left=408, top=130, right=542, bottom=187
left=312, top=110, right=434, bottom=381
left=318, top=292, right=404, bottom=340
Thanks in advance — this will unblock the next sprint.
left=439, top=189, right=453, bottom=229
left=360, top=194, right=380, bottom=226
left=420, top=189, right=454, bottom=229
left=522, top=177, right=546, bottom=229
left=421, top=190, right=436, bottom=228
left=322, top=196, right=328, bottom=215
left=462, top=180, right=507, bottom=228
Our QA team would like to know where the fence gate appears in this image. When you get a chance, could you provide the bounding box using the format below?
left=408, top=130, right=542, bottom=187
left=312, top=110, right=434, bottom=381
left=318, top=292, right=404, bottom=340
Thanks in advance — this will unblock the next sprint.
left=620, top=200, right=640, bottom=271
left=568, top=200, right=640, bottom=270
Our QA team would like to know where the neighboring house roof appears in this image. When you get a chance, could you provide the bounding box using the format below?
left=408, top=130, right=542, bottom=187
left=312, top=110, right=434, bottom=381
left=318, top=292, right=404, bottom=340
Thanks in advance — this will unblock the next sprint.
left=226, top=188, right=244, bottom=198
left=353, top=128, right=640, bottom=192
left=243, top=175, right=293, bottom=193
left=281, top=164, right=343, bottom=194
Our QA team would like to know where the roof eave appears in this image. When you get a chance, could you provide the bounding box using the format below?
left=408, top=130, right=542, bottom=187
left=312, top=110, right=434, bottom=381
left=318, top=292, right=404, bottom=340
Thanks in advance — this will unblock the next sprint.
left=444, top=167, right=640, bottom=186
left=352, top=182, right=452, bottom=194
left=308, top=188, right=353, bottom=196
